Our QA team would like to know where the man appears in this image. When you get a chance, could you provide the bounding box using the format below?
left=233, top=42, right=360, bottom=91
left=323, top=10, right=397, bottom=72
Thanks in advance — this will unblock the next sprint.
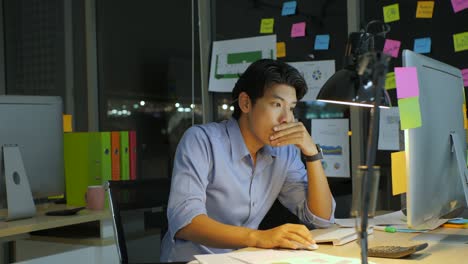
left=160, top=59, right=335, bottom=262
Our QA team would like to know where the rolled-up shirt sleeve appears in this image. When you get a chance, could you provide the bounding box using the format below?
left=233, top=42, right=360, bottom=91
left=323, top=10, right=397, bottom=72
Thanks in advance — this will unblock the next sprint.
left=167, top=126, right=212, bottom=241
left=278, top=147, right=336, bottom=229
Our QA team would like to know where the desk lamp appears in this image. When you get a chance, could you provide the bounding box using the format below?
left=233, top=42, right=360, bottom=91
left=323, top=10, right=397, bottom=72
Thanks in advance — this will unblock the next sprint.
left=316, top=21, right=391, bottom=264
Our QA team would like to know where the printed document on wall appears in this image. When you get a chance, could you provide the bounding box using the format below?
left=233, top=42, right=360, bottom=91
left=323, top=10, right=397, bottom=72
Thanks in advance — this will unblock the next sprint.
left=378, top=107, right=400, bottom=150
left=209, top=35, right=276, bottom=92
left=288, top=60, right=335, bottom=101
left=311, top=119, right=350, bottom=178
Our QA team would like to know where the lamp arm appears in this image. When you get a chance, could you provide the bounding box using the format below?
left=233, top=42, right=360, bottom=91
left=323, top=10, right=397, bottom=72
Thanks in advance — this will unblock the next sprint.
left=358, top=53, right=389, bottom=264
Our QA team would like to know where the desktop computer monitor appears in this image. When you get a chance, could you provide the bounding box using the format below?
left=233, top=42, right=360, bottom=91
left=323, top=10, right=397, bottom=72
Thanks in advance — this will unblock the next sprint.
left=0, top=96, right=65, bottom=213
left=402, top=50, right=468, bottom=229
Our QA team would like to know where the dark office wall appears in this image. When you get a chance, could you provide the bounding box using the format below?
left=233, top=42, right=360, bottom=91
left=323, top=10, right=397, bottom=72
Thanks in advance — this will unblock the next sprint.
left=3, top=0, right=65, bottom=98
left=363, top=0, right=468, bottom=105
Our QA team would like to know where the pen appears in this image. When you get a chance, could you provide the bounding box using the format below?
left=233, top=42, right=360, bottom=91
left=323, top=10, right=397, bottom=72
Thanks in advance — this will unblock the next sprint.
left=373, top=226, right=397, bottom=233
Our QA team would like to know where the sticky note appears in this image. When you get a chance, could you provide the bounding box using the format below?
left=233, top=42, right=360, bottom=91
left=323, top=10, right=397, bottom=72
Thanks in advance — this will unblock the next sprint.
left=385, top=72, right=396, bottom=90
left=282, top=1, right=297, bottom=16
left=463, top=104, right=468, bottom=129
left=395, top=67, right=419, bottom=99
left=413, top=37, right=431, bottom=53
left=416, top=1, right=434, bottom=18
left=63, top=114, right=73, bottom=132
left=398, top=97, right=422, bottom=129
left=383, top=39, right=401, bottom=58
left=291, top=22, right=306, bottom=38
left=260, top=18, right=274, bottom=34
left=383, top=3, right=400, bottom=23
left=462, top=68, right=468, bottom=87
left=391, top=151, right=407, bottom=195
left=314, top=34, right=330, bottom=50
left=277, top=42, right=286, bottom=58
left=453, top=32, right=468, bottom=52
left=451, top=0, right=468, bottom=13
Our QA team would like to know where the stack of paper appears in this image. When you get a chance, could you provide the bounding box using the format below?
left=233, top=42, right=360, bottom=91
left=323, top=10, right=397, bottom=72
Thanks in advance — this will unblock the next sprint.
left=195, top=249, right=371, bottom=264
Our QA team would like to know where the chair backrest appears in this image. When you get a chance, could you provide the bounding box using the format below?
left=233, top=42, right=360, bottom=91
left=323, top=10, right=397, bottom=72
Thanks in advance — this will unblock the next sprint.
left=107, top=178, right=171, bottom=264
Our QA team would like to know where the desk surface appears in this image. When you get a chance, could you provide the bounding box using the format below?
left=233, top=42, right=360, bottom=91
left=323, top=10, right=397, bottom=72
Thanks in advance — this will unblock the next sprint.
left=308, top=227, right=468, bottom=263
left=0, top=203, right=110, bottom=239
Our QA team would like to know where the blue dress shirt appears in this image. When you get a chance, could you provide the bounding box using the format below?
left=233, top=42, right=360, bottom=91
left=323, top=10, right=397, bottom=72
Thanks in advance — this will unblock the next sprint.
left=160, top=118, right=336, bottom=262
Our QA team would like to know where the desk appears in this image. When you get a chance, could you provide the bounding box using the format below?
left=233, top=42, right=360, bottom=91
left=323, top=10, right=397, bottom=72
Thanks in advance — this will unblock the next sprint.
left=237, top=227, right=468, bottom=263
left=0, top=203, right=113, bottom=263
left=311, top=227, right=468, bottom=263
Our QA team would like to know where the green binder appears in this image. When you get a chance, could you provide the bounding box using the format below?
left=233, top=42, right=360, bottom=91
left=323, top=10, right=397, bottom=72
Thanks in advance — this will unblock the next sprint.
left=120, top=131, right=130, bottom=180
left=64, top=132, right=111, bottom=207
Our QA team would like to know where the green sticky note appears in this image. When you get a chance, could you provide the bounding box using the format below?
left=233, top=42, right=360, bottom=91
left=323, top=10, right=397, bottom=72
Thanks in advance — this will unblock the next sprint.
left=385, top=72, right=396, bottom=90
left=260, top=18, right=274, bottom=34
left=453, top=32, right=468, bottom=52
left=398, top=97, right=422, bottom=130
left=383, top=3, right=400, bottom=23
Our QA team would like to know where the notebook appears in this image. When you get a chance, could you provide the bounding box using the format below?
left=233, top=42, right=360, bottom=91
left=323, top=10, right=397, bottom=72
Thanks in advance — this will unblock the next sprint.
left=313, top=227, right=373, bottom=246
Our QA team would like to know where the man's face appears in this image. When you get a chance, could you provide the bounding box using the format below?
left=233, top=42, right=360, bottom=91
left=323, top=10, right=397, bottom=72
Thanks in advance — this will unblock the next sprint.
left=246, top=84, right=297, bottom=146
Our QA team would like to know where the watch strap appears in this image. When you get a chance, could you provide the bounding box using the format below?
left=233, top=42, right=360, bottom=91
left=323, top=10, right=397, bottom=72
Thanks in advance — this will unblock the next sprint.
left=303, top=144, right=323, bottom=162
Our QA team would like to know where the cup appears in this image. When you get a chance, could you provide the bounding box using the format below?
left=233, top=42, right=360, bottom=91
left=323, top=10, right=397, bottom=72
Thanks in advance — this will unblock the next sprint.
left=85, top=185, right=105, bottom=210
left=350, top=165, right=380, bottom=230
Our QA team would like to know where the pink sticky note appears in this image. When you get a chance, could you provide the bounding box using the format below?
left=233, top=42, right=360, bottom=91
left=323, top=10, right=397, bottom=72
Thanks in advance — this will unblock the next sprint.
left=291, top=22, right=306, bottom=38
left=462, top=69, right=468, bottom=87
left=451, top=0, right=468, bottom=13
left=395, top=67, right=420, bottom=99
left=383, top=39, right=401, bottom=58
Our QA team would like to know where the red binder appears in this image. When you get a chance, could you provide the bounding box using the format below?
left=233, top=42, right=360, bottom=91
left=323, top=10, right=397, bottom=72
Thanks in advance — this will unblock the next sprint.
left=129, top=131, right=137, bottom=180
left=111, top=131, right=121, bottom=180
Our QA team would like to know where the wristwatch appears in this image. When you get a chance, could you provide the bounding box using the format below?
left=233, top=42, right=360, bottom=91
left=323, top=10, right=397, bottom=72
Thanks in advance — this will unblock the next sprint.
left=303, top=144, right=323, bottom=162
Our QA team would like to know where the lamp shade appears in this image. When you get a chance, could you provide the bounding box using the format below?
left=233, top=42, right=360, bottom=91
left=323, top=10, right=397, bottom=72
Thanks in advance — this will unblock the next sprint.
left=317, top=52, right=390, bottom=108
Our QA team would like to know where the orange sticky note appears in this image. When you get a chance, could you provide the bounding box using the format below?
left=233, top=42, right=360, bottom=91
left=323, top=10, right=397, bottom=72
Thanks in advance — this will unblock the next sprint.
left=63, top=114, right=73, bottom=132
left=416, top=1, right=434, bottom=18
left=277, top=42, right=286, bottom=58
left=391, top=151, right=407, bottom=195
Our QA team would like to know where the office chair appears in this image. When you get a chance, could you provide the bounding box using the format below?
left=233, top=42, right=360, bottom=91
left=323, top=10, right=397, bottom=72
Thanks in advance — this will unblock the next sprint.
left=107, top=178, right=171, bottom=264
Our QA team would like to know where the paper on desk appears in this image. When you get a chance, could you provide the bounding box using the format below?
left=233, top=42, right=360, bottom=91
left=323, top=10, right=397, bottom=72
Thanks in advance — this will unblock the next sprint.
left=228, top=250, right=370, bottom=264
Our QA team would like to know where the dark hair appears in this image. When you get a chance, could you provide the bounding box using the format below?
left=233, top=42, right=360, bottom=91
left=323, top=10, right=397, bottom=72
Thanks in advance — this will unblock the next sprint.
left=231, top=59, right=308, bottom=120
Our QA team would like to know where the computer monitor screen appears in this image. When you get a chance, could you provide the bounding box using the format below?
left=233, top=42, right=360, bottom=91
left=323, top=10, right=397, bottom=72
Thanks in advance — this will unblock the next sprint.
left=0, top=95, right=65, bottom=207
left=402, top=50, right=468, bottom=229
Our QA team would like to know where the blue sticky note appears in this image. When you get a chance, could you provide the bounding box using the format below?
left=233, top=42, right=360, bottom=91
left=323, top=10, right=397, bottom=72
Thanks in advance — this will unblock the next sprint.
left=413, top=37, right=431, bottom=54
left=282, top=1, right=297, bottom=16
left=314, top=34, right=330, bottom=50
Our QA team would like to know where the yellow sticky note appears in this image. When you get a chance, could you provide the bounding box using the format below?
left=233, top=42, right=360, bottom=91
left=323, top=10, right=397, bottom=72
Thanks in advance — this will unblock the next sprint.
left=398, top=97, right=422, bottom=129
left=416, top=1, right=434, bottom=18
left=383, top=3, right=400, bottom=23
left=463, top=104, right=468, bottom=129
left=277, top=42, right=286, bottom=58
left=453, top=32, right=468, bottom=52
left=63, top=114, right=73, bottom=132
left=391, top=151, right=407, bottom=195
left=385, top=72, right=396, bottom=90
left=260, top=18, right=274, bottom=34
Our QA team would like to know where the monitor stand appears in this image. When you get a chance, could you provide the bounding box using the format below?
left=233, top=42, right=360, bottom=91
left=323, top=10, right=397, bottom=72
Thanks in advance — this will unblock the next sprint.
left=2, top=145, right=36, bottom=221
left=450, top=133, right=468, bottom=207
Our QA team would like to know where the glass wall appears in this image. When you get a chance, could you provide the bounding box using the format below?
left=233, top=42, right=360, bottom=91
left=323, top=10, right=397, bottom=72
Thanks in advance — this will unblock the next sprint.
left=96, top=0, right=202, bottom=179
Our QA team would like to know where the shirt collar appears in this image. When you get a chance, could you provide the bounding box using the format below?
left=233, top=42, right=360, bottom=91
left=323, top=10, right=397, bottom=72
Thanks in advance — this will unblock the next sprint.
left=226, top=118, right=277, bottom=162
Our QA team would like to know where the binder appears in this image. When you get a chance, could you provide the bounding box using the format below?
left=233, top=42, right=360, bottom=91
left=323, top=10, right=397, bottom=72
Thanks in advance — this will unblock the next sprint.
left=111, top=132, right=121, bottom=180
left=119, top=131, right=130, bottom=180
left=129, top=131, right=137, bottom=180
left=64, top=133, right=103, bottom=206
left=64, top=132, right=111, bottom=207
